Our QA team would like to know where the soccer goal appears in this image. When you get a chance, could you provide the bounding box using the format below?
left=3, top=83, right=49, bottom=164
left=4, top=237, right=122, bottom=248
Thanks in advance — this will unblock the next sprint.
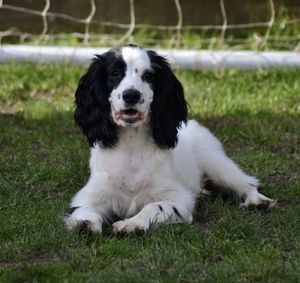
left=0, top=0, right=300, bottom=69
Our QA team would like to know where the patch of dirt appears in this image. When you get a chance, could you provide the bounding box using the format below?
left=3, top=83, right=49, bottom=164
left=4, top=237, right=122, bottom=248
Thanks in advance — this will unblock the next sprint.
left=271, top=133, right=300, bottom=155
left=57, top=128, right=81, bottom=137
left=227, top=140, right=254, bottom=151
left=193, top=200, right=217, bottom=235
left=276, top=198, right=300, bottom=208
left=192, top=214, right=213, bottom=235
left=0, top=103, right=19, bottom=115
left=266, top=173, right=289, bottom=187
left=201, top=115, right=247, bottom=131
left=264, top=169, right=300, bottom=187
left=35, top=91, right=55, bottom=102
left=208, top=254, right=224, bottom=263
left=0, top=251, right=59, bottom=270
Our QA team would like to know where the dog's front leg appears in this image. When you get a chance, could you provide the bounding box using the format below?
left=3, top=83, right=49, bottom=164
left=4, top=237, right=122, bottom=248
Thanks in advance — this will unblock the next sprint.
left=64, top=174, right=110, bottom=234
left=112, top=201, right=193, bottom=235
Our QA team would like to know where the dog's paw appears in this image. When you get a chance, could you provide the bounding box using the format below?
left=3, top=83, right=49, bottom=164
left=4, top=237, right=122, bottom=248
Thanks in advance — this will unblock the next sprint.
left=240, top=192, right=277, bottom=210
left=112, top=219, right=146, bottom=236
left=63, top=207, right=103, bottom=234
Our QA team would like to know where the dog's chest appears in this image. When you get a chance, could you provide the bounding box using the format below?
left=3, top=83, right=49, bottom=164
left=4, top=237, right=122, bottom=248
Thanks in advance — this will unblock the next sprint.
left=110, top=152, right=151, bottom=193
left=94, top=143, right=165, bottom=195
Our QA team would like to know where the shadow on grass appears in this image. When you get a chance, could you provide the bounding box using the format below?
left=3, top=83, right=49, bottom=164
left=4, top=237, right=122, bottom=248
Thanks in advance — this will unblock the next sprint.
left=0, top=109, right=299, bottom=215
left=0, top=109, right=300, bottom=283
left=193, top=111, right=299, bottom=154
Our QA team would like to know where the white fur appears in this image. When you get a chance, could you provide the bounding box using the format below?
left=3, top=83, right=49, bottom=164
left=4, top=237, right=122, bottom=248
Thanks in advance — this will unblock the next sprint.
left=65, top=121, right=276, bottom=234
left=64, top=46, right=276, bottom=234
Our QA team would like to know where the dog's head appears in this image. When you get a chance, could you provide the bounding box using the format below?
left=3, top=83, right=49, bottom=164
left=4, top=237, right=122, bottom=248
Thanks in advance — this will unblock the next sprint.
left=74, top=44, right=187, bottom=149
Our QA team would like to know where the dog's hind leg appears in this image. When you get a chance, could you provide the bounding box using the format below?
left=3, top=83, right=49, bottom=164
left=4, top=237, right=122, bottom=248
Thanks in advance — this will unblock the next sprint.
left=193, top=124, right=277, bottom=209
left=202, top=149, right=276, bottom=209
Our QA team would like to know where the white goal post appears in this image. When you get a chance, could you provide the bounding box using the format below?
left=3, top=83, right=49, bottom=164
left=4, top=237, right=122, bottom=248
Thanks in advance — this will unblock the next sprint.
left=1, top=45, right=300, bottom=70
left=0, top=0, right=300, bottom=69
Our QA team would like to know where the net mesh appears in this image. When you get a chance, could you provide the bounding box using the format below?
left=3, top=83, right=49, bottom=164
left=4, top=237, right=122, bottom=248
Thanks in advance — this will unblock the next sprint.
left=0, top=0, right=299, bottom=51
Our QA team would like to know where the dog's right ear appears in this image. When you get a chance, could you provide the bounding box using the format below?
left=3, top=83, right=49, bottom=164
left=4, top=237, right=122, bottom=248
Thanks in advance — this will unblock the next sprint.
left=74, top=55, right=118, bottom=148
left=147, top=50, right=188, bottom=149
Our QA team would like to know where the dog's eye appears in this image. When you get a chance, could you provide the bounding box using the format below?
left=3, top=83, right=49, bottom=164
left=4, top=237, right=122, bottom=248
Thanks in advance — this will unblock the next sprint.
left=142, top=71, right=154, bottom=83
left=111, top=70, right=121, bottom=78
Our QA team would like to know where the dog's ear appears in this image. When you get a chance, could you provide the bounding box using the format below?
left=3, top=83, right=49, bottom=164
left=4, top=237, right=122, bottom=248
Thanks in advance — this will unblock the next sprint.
left=147, top=50, right=188, bottom=149
left=74, top=55, right=118, bottom=148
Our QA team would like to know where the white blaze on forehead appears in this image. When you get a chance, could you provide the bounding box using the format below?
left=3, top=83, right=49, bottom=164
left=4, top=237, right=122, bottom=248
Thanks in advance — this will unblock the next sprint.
left=121, top=46, right=151, bottom=73
left=110, top=46, right=154, bottom=127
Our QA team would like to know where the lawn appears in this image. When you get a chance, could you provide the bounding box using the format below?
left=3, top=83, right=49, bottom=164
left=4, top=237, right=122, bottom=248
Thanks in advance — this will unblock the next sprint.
left=0, top=63, right=299, bottom=282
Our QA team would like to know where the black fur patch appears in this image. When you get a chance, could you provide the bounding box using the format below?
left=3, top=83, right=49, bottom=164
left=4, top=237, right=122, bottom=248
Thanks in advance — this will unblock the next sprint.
left=241, top=194, right=247, bottom=203
left=172, top=206, right=182, bottom=218
left=66, top=206, right=79, bottom=215
left=102, top=210, right=121, bottom=227
left=158, top=204, right=164, bottom=211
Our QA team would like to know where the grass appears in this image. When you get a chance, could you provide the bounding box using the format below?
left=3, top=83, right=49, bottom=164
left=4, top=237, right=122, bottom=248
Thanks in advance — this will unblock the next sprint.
left=0, top=63, right=299, bottom=282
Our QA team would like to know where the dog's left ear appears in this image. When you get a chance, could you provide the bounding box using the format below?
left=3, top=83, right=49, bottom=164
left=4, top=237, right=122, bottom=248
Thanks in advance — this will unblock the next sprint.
left=74, top=55, right=118, bottom=148
left=148, top=50, right=188, bottom=149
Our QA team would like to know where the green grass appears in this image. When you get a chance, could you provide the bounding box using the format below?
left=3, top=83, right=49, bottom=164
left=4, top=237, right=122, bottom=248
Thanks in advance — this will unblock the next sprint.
left=0, top=63, right=299, bottom=283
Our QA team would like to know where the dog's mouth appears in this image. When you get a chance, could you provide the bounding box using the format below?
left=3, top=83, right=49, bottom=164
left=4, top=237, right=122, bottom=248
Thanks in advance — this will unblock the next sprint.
left=115, top=109, right=144, bottom=124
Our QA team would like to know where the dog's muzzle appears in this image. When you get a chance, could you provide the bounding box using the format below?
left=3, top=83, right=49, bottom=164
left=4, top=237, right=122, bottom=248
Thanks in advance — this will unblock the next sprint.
left=115, top=109, right=144, bottom=124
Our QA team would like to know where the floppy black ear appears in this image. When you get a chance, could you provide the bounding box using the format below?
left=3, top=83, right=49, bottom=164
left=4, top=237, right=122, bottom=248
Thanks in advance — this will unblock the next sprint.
left=148, top=50, right=188, bottom=149
left=74, top=55, right=118, bottom=148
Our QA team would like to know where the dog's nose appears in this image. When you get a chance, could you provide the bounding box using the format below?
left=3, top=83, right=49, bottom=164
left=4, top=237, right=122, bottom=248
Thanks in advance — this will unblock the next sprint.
left=122, top=89, right=141, bottom=106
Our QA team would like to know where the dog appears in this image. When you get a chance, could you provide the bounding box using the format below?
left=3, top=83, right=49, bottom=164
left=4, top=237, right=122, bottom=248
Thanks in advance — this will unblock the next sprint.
left=64, top=44, right=276, bottom=235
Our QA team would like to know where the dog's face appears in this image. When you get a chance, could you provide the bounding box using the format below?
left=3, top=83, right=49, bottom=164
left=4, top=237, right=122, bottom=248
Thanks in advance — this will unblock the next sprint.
left=107, top=46, right=154, bottom=127
left=74, top=44, right=187, bottom=149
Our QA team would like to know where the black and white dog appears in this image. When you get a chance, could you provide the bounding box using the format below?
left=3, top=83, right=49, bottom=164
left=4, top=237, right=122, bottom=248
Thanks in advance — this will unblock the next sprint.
left=64, top=44, right=276, bottom=235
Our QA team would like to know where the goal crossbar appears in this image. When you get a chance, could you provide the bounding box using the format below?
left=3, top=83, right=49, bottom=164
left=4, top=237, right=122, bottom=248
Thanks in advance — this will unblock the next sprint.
left=1, top=45, right=300, bottom=70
